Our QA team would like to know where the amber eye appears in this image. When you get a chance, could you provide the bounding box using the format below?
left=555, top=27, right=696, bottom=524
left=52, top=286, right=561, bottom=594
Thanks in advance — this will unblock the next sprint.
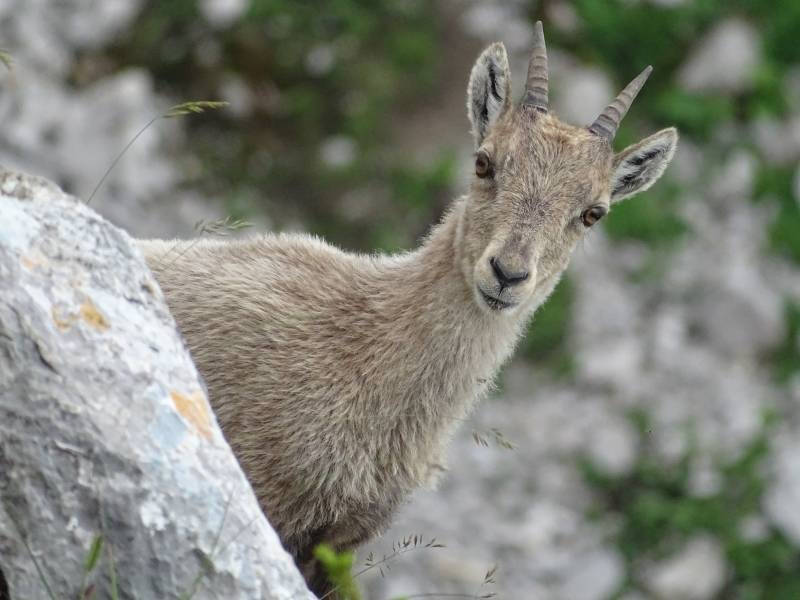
left=581, top=205, right=607, bottom=227
left=475, top=151, right=493, bottom=178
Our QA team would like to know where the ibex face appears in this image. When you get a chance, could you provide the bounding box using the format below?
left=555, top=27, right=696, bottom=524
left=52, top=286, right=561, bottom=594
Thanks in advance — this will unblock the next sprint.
left=462, top=22, right=678, bottom=314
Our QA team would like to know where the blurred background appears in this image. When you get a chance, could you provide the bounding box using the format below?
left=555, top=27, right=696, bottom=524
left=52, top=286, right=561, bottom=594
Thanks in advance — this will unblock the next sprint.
left=2, top=0, right=800, bottom=598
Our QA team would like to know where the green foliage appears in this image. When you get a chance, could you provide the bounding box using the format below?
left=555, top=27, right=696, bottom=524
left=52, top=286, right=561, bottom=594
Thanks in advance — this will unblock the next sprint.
left=108, top=0, right=441, bottom=250
left=583, top=411, right=800, bottom=597
left=389, top=153, right=455, bottom=213
left=84, top=535, right=104, bottom=573
left=365, top=153, right=456, bottom=251
left=315, top=544, right=361, bottom=600
left=78, top=535, right=104, bottom=600
left=554, top=0, right=800, bottom=140
left=519, top=276, right=574, bottom=375
left=768, top=302, right=800, bottom=383
left=603, top=182, right=686, bottom=246
left=754, top=166, right=800, bottom=264
left=654, top=91, right=735, bottom=139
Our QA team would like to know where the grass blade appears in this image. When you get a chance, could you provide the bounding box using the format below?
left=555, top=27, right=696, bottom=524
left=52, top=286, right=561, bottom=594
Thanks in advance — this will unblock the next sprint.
left=0, top=50, right=12, bottom=71
left=84, top=535, right=104, bottom=572
left=86, top=100, right=227, bottom=205
left=107, top=543, right=120, bottom=600
left=86, top=116, right=158, bottom=205
left=3, top=506, right=57, bottom=600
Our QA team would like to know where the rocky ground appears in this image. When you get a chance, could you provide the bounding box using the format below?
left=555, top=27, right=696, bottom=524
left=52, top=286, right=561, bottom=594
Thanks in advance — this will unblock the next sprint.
left=2, top=1, right=800, bottom=599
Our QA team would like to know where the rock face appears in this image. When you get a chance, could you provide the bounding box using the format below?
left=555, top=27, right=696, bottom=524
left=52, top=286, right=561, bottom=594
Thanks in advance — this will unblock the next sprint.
left=644, top=535, right=727, bottom=600
left=678, top=18, right=760, bottom=93
left=0, top=169, right=313, bottom=600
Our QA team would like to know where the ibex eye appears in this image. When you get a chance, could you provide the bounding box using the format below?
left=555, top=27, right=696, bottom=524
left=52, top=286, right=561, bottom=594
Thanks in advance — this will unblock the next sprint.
left=581, top=205, right=607, bottom=227
left=475, top=151, right=493, bottom=179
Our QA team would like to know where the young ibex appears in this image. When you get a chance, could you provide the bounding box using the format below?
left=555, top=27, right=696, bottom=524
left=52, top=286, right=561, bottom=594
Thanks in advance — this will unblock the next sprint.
left=141, top=22, right=677, bottom=595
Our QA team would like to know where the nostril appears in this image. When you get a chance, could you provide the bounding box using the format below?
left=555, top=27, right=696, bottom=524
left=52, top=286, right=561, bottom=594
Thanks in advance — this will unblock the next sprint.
left=489, top=257, right=504, bottom=282
left=489, top=257, right=529, bottom=286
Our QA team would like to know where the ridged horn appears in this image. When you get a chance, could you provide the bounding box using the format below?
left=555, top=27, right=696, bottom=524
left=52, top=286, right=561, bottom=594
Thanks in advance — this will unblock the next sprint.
left=588, top=65, right=652, bottom=141
left=521, top=21, right=548, bottom=111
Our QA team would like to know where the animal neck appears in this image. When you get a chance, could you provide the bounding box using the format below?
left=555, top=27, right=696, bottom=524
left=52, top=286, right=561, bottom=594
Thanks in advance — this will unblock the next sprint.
left=368, top=198, right=528, bottom=422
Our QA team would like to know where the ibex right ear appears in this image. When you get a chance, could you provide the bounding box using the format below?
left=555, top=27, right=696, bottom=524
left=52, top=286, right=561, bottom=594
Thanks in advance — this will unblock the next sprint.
left=467, top=43, right=511, bottom=148
left=610, top=128, right=678, bottom=203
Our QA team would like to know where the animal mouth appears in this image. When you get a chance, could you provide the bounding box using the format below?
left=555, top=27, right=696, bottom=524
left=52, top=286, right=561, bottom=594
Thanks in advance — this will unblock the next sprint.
left=478, top=287, right=516, bottom=311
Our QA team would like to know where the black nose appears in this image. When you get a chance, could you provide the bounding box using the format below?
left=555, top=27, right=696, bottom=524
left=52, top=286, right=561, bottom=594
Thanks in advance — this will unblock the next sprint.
left=489, top=257, right=529, bottom=286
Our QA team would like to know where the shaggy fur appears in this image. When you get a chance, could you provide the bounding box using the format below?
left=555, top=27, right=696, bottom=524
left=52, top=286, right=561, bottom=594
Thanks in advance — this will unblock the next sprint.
left=140, top=40, right=677, bottom=596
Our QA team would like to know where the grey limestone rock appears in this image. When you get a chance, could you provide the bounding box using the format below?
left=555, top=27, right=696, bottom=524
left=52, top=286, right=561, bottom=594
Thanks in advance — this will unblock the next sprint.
left=0, top=168, right=314, bottom=600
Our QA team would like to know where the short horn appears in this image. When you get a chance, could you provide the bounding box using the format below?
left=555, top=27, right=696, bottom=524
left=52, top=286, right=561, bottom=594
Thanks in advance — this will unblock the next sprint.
left=521, top=21, right=548, bottom=111
left=589, top=65, right=653, bottom=142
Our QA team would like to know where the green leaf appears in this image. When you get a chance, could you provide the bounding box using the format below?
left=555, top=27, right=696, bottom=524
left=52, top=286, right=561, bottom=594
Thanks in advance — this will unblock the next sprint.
left=0, top=50, right=12, bottom=71
left=84, top=535, right=104, bottom=573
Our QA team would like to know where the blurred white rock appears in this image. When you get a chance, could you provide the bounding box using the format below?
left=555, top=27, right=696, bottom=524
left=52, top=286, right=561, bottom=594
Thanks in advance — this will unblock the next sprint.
left=557, top=547, right=625, bottom=600
left=751, top=115, right=800, bottom=165
left=679, top=18, right=760, bottom=93
left=583, top=412, right=638, bottom=477
left=306, top=43, right=337, bottom=77
left=220, top=73, right=254, bottom=118
left=319, top=135, right=357, bottom=169
left=764, top=429, right=800, bottom=545
left=688, top=456, right=722, bottom=497
left=57, top=0, right=143, bottom=49
left=738, top=513, right=770, bottom=543
left=553, top=65, right=614, bottom=126
left=571, top=238, right=645, bottom=387
left=546, top=0, right=580, bottom=34
left=0, top=0, right=143, bottom=75
left=462, top=3, right=532, bottom=50
left=670, top=138, right=704, bottom=184
left=200, top=0, right=248, bottom=28
left=519, top=500, right=582, bottom=565
left=677, top=201, right=784, bottom=356
left=645, top=535, right=727, bottom=600
left=710, top=149, right=757, bottom=200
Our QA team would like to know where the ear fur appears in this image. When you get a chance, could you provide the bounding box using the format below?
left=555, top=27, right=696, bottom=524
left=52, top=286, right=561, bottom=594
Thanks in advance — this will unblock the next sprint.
left=467, top=42, right=511, bottom=148
left=610, top=127, right=678, bottom=203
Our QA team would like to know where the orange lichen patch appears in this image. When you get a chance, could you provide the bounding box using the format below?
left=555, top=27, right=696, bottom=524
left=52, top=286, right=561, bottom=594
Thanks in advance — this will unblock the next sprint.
left=52, top=299, right=109, bottom=332
left=52, top=306, right=77, bottom=331
left=79, top=300, right=109, bottom=331
left=170, top=390, right=213, bottom=440
left=20, top=254, right=46, bottom=270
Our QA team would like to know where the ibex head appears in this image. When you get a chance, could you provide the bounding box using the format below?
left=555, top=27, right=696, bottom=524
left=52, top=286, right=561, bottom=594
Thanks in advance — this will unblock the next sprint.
left=461, top=22, right=677, bottom=314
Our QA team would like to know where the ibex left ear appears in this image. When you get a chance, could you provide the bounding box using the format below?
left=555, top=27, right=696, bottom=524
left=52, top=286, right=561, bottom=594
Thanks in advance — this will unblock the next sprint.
left=467, top=42, right=511, bottom=147
left=610, top=127, right=678, bottom=203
